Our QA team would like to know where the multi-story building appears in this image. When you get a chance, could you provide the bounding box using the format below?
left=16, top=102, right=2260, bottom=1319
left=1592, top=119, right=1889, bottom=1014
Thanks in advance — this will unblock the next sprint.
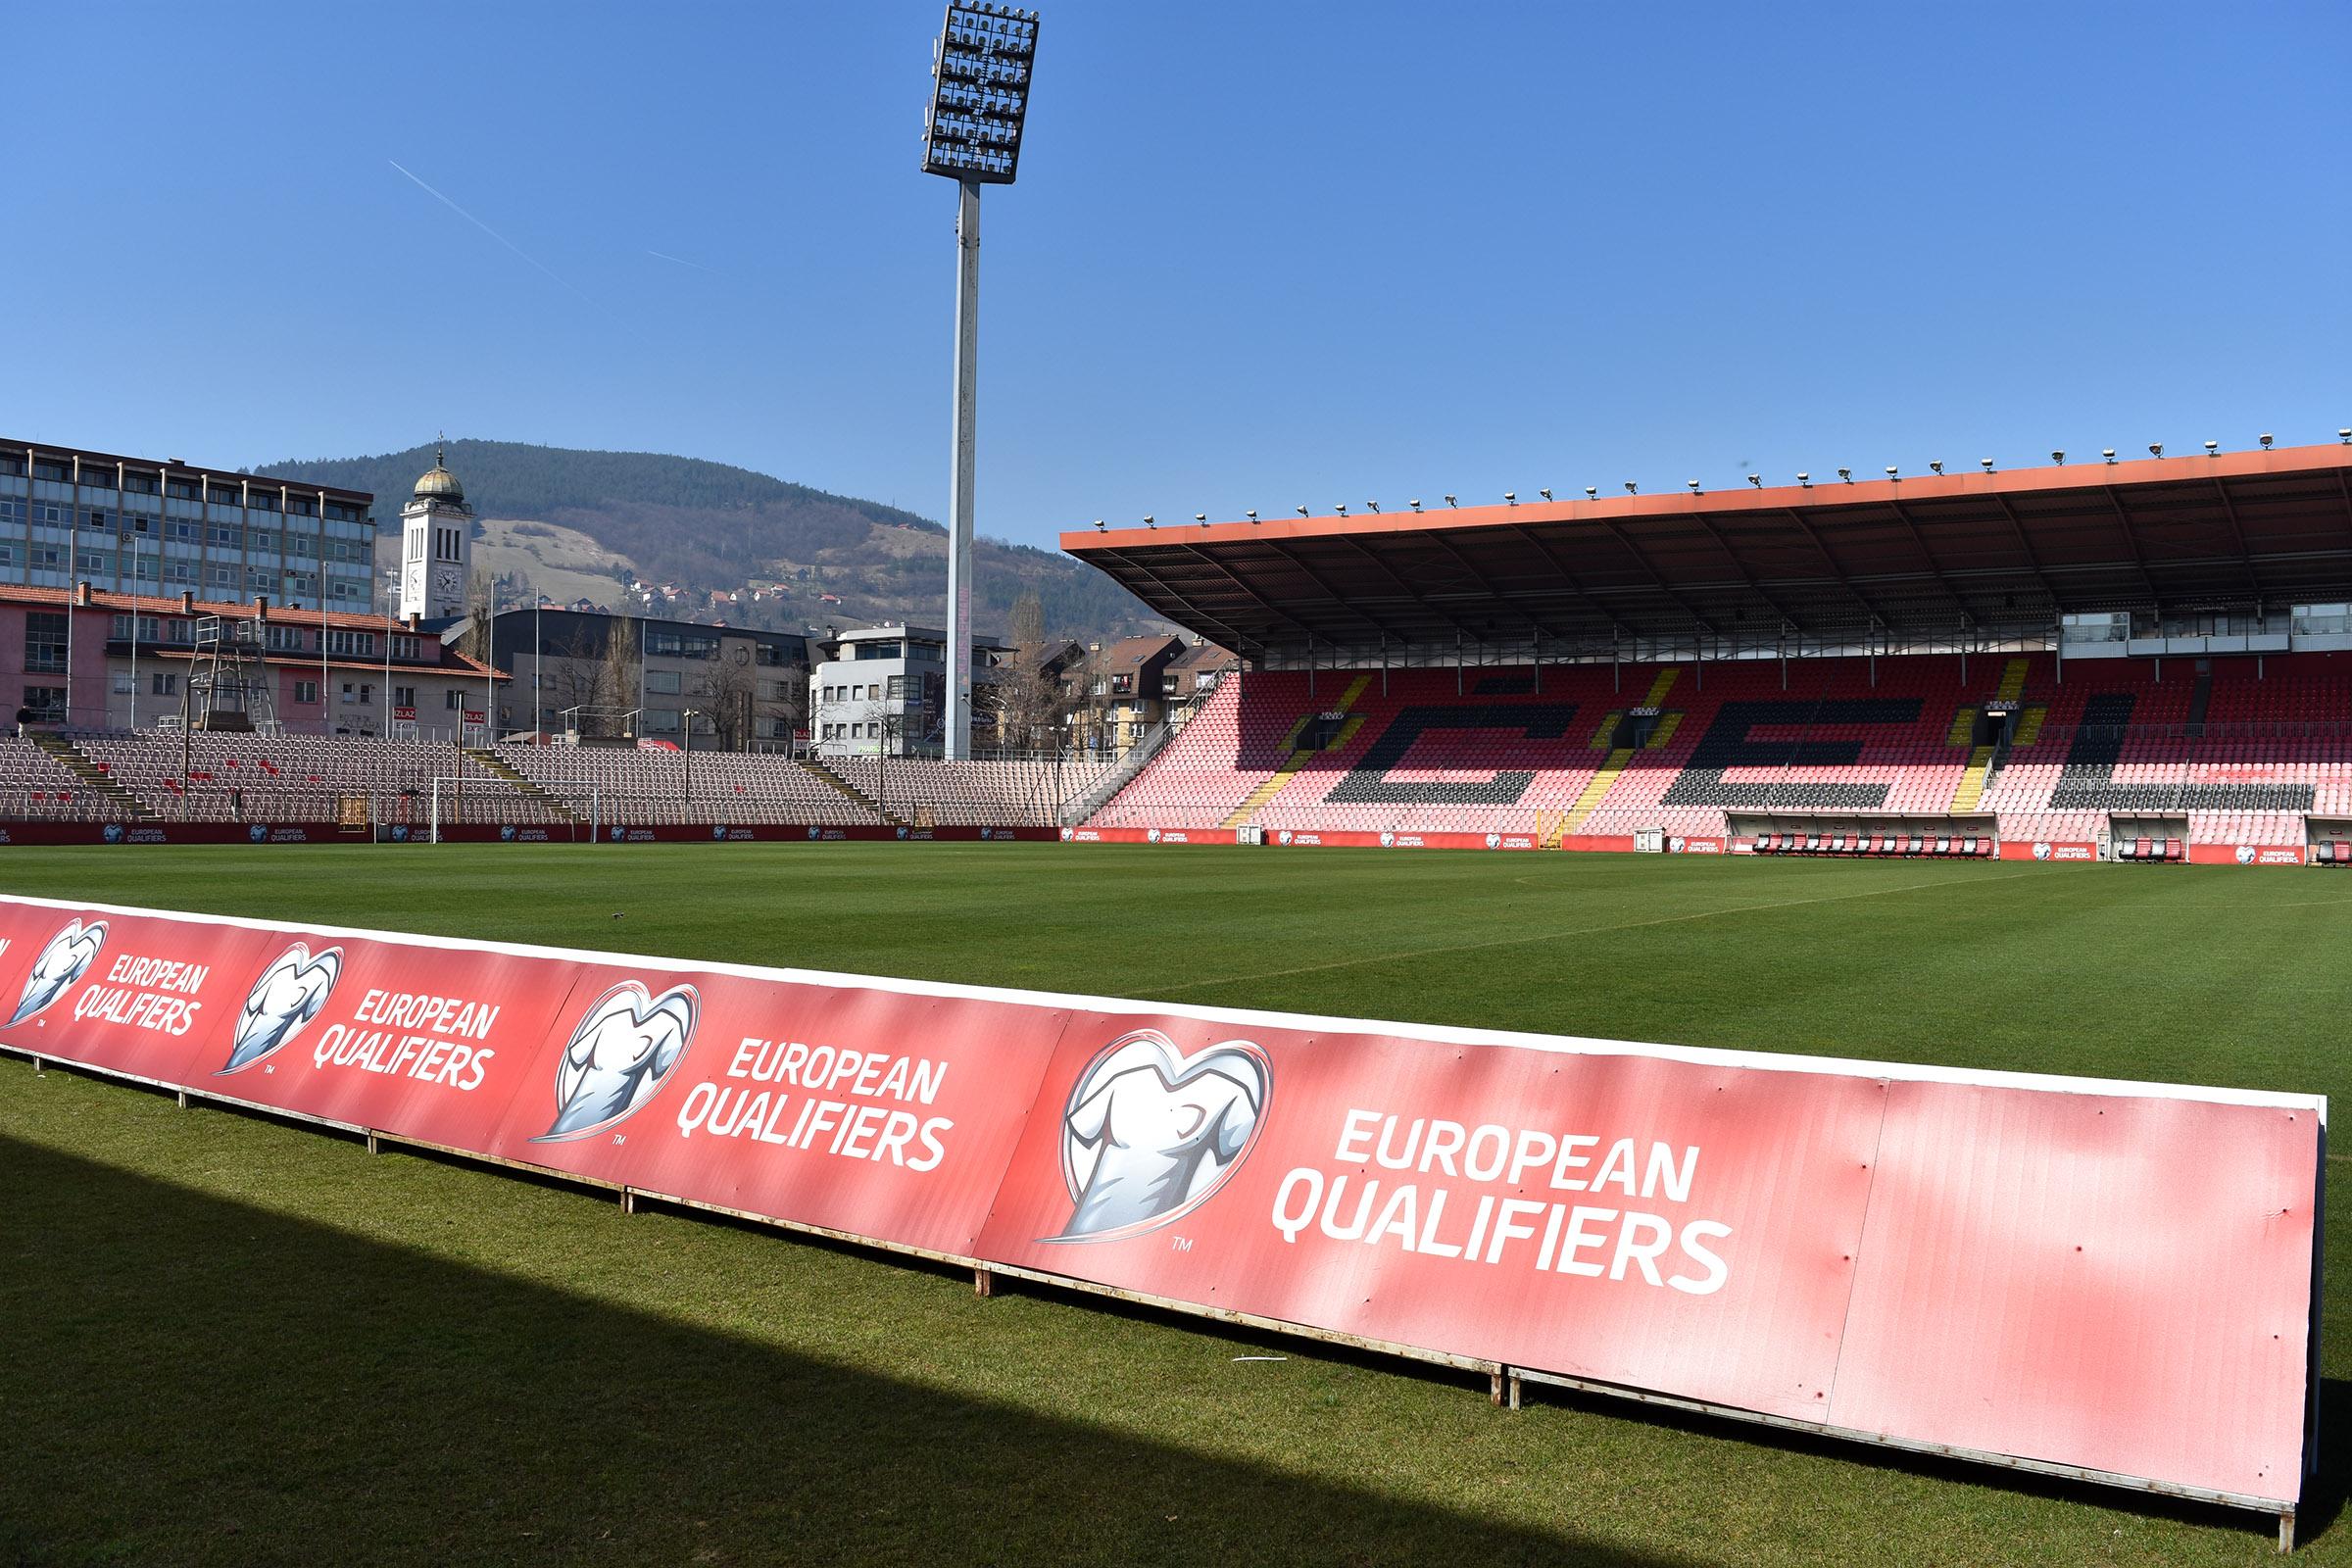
left=0, top=439, right=376, bottom=613
left=1065, top=634, right=1186, bottom=754
left=809, top=624, right=1005, bottom=758
left=1, top=584, right=505, bottom=738
left=471, top=607, right=810, bottom=750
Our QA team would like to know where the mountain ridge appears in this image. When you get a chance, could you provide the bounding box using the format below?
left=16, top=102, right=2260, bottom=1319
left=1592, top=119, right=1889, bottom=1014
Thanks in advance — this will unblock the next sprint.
left=251, top=439, right=1164, bottom=643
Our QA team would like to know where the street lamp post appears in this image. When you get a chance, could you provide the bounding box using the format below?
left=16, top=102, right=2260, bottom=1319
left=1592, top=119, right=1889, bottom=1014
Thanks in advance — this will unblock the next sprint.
left=921, top=2, right=1039, bottom=760
left=682, top=708, right=702, bottom=803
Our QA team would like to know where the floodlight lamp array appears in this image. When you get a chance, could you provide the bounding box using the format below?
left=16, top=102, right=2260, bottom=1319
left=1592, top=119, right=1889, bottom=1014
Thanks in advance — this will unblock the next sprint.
left=923, top=4, right=1040, bottom=183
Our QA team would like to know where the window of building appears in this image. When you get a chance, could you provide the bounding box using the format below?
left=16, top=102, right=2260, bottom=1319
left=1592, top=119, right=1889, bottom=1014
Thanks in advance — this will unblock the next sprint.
left=30, top=546, right=63, bottom=570
left=390, top=634, right=420, bottom=661
left=295, top=680, right=318, bottom=706
left=111, top=672, right=135, bottom=696
left=324, top=629, right=375, bottom=658
left=340, top=682, right=373, bottom=706
left=445, top=690, right=465, bottom=710
left=163, top=561, right=195, bottom=584
left=34, top=503, right=66, bottom=526
left=23, top=685, right=64, bottom=721
left=645, top=669, right=681, bottom=695
left=24, top=612, right=67, bottom=674
left=887, top=674, right=908, bottom=701
left=265, top=624, right=306, bottom=653
left=206, top=564, right=236, bottom=587
left=393, top=685, right=416, bottom=709
left=81, top=510, right=110, bottom=531
left=150, top=671, right=178, bottom=696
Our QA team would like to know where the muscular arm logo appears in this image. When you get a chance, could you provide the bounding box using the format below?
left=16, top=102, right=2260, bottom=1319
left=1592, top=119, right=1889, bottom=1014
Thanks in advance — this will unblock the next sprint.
left=1043, top=1029, right=1271, bottom=1244
left=9, top=919, right=108, bottom=1026
left=532, top=982, right=699, bottom=1142
left=220, top=944, right=343, bottom=1073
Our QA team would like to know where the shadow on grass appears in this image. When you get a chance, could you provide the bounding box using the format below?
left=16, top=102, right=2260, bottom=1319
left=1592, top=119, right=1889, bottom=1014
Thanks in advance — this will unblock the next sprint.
left=0, top=1131, right=1687, bottom=1568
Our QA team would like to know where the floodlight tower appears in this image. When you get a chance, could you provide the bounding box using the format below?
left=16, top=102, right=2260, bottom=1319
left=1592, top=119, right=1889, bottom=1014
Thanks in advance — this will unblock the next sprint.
left=922, top=2, right=1040, bottom=759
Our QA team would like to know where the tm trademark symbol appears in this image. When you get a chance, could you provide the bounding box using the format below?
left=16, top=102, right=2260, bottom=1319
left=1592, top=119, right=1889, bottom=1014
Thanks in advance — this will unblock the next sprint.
left=612, top=1134, right=626, bottom=1146
left=1171, top=1236, right=1194, bottom=1252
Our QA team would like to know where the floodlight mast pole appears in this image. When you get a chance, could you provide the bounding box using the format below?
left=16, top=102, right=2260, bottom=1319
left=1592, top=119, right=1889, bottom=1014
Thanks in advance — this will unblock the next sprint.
left=947, top=174, right=980, bottom=760
left=924, top=2, right=1037, bottom=760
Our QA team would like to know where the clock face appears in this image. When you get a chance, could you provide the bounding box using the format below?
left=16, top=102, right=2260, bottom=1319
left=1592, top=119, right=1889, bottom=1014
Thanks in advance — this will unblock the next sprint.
left=433, top=565, right=463, bottom=599
left=403, top=564, right=424, bottom=600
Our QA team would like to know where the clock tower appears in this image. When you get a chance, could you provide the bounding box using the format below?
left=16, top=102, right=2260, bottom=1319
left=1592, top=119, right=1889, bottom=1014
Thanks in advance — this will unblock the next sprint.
left=398, top=443, right=472, bottom=620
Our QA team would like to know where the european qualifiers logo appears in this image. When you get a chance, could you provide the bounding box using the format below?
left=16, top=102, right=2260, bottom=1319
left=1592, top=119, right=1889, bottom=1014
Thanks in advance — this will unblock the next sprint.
left=2033, top=842, right=2052, bottom=860
left=9, top=918, right=108, bottom=1026
left=220, top=944, right=343, bottom=1073
left=1043, top=1029, right=1271, bottom=1244
left=533, top=981, right=700, bottom=1142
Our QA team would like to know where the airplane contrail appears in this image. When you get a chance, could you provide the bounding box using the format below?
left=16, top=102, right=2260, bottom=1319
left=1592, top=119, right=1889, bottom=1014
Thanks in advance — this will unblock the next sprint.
left=645, top=249, right=714, bottom=273
left=387, top=159, right=594, bottom=304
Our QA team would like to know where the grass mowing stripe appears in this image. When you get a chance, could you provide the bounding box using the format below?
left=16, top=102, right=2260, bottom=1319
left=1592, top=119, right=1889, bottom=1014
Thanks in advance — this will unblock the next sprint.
left=1155, top=867, right=2036, bottom=995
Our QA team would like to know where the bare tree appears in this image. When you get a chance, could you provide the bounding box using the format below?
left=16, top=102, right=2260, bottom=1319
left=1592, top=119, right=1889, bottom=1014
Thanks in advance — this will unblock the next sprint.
left=599, top=616, right=640, bottom=739
left=988, top=592, right=1067, bottom=753
left=704, top=648, right=758, bottom=752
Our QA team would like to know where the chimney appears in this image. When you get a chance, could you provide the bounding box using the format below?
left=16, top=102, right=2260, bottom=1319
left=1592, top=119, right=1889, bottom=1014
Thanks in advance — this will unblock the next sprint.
left=178, top=591, right=194, bottom=613
left=255, top=596, right=270, bottom=619
left=74, top=580, right=92, bottom=607
left=406, top=612, right=420, bottom=631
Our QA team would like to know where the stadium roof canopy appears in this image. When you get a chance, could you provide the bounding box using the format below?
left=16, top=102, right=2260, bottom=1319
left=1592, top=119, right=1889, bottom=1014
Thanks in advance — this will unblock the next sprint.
left=1062, top=443, right=2352, bottom=661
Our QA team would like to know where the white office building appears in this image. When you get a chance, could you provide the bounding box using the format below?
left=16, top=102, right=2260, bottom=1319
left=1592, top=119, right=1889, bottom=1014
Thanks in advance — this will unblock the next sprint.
left=809, top=624, right=1004, bottom=757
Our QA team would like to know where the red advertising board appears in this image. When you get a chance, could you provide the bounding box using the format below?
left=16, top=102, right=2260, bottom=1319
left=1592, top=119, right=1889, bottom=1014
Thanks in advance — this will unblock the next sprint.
left=975, top=1012, right=1887, bottom=1419
left=0, top=894, right=2320, bottom=1521
left=486, top=962, right=1066, bottom=1258
left=2000, top=840, right=2099, bottom=862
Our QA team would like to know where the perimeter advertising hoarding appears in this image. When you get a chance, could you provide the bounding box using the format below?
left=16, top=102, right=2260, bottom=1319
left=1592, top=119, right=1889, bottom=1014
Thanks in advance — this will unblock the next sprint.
left=0, top=894, right=2318, bottom=1517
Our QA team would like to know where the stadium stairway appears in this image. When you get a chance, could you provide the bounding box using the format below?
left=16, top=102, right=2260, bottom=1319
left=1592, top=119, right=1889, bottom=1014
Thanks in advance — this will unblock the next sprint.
left=465, top=748, right=583, bottom=824
left=1220, top=674, right=1372, bottom=828
left=802, top=758, right=906, bottom=827
left=29, top=733, right=152, bottom=819
left=1548, top=668, right=1682, bottom=844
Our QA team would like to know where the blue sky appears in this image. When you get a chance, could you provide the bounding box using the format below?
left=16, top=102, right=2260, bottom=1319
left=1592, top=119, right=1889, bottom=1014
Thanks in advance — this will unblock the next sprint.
left=3, top=1, right=2345, bottom=550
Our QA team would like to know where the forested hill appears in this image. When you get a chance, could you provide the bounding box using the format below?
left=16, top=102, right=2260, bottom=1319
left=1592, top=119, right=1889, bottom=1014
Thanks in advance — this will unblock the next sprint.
left=250, top=440, right=1164, bottom=642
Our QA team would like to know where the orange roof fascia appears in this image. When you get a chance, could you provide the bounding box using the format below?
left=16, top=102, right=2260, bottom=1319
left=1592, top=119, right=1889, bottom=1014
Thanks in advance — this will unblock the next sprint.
left=1062, top=442, right=2352, bottom=555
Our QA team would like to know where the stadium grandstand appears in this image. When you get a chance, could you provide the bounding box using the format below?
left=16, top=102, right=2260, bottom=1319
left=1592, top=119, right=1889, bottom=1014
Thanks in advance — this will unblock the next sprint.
left=1064, top=439, right=2352, bottom=863
left=9, top=439, right=2352, bottom=862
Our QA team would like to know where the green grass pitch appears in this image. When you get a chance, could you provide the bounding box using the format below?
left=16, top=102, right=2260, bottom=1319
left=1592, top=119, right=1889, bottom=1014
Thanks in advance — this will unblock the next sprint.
left=1, top=842, right=2346, bottom=1565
